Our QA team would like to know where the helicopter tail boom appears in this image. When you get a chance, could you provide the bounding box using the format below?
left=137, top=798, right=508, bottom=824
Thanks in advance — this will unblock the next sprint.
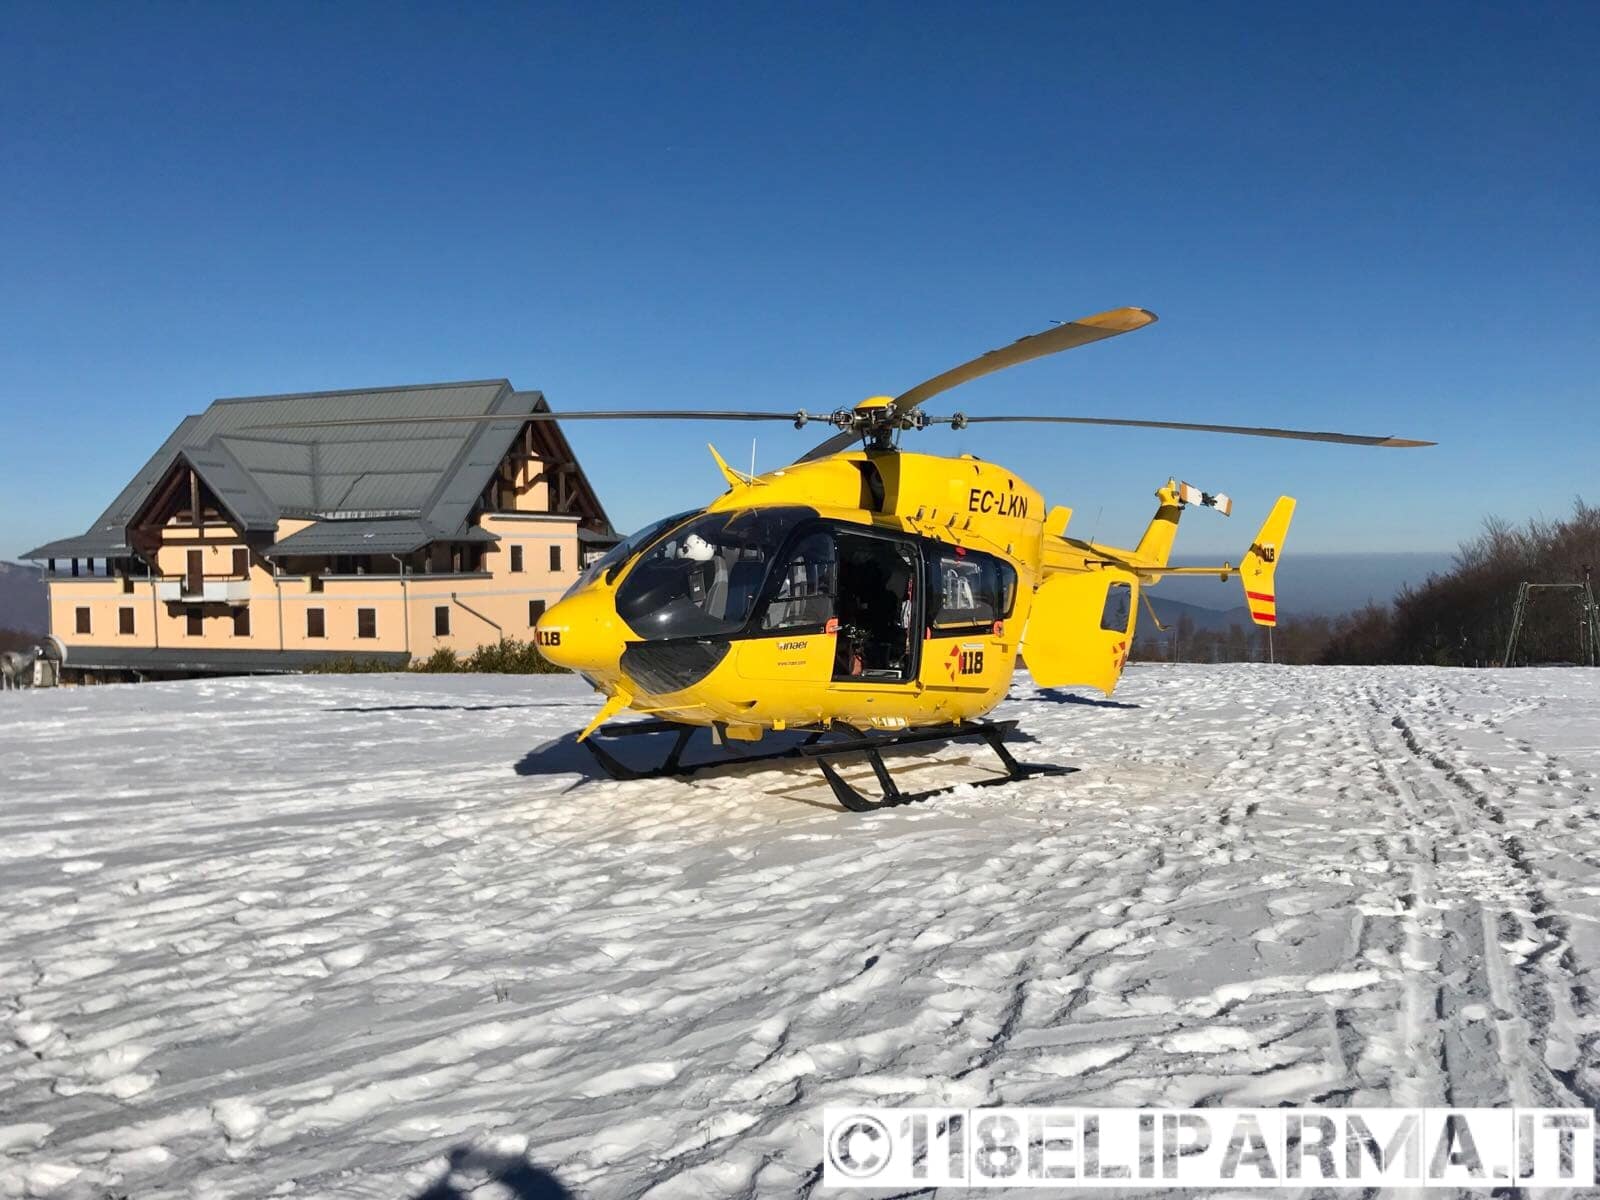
left=1119, top=494, right=1296, bottom=628
left=1133, top=480, right=1186, bottom=566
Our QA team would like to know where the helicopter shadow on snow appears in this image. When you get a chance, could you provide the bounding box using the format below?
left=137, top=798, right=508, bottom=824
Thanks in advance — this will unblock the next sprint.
left=1030, top=687, right=1142, bottom=710
left=513, top=722, right=1063, bottom=809
left=513, top=724, right=837, bottom=785
left=410, top=1147, right=572, bottom=1200
left=513, top=729, right=606, bottom=781
left=325, top=700, right=594, bottom=715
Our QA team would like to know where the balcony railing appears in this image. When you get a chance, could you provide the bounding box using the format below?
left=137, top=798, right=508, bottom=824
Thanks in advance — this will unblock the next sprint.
left=155, top=578, right=252, bottom=603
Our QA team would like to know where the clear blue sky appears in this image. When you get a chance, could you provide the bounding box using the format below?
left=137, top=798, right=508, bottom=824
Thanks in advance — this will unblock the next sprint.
left=2, top=2, right=1595, bottom=567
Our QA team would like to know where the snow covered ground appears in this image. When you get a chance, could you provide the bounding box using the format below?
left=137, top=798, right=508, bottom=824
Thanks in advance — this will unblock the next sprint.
left=2, top=665, right=1599, bottom=1199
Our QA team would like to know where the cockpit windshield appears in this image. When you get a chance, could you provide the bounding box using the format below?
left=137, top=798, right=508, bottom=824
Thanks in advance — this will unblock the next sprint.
left=564, top=509, right=700, bottom=600
left=615, top=506, right=817, bottom=639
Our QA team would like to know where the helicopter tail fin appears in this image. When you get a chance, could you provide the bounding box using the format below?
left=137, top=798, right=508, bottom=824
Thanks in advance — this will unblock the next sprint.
left=1240, top=496, right=1295, bottom=627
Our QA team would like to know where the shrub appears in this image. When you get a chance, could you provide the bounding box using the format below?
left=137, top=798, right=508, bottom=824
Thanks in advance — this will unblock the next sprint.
left=414, top=647, right=461, bottom=673
left=462, top=638, right=566, bottom=674
left=302, top=637, right=566, bottom=675
left=304, top=655, right=395, bottom=674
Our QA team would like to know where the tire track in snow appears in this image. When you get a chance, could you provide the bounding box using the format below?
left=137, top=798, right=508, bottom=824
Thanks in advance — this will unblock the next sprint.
left=1381, top=681, right=1598, bottom=1111
left=1356, top=677, right=1594, bottom=1113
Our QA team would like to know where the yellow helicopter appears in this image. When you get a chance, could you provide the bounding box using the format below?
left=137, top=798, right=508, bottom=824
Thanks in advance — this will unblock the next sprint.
left=274, top=307, right=1432, bottom=809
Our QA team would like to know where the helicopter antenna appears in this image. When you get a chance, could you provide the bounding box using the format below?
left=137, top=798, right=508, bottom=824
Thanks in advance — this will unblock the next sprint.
left=750, top=437, right=757, bottom=479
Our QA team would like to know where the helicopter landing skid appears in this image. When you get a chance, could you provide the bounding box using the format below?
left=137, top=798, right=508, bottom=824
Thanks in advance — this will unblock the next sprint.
left=582, top=718, right=1072, bottom=812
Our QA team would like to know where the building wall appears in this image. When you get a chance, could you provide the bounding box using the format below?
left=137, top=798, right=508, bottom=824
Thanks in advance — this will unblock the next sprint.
left=45, top=511, right=582, bottom=664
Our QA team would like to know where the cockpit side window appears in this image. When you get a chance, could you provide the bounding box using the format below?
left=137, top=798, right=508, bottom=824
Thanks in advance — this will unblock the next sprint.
left=563, top=509, right=700, bottom=600
left=614, top=506, right=817, bottom=640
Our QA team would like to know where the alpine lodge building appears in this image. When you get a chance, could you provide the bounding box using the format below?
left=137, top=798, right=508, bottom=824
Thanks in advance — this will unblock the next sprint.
left=24, top=381, right=618, bottom=681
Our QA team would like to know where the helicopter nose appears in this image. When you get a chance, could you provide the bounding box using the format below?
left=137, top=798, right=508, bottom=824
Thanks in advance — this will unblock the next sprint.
left=534, top=588, right=627, bottom=673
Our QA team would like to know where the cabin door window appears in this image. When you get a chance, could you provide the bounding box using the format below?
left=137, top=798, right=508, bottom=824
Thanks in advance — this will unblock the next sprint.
left=758, top=531, right=836, bottom=632
left=831, top=531, right=920, bottom=683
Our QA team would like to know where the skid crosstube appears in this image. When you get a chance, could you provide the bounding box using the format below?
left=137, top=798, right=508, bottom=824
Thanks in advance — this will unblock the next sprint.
left=581, top=718, right=1071, bottom=811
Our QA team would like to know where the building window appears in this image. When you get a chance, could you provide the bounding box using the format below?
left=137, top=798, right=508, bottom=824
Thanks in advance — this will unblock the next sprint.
left=529, top=599, right=545, bottom=626
left=510, top=544, right=524, bottom=573
left=549, top=544, right=562, bottom=572
left=434, top=605, right=450, bottom=636
left=75, top=607, right=91, bottom=635
left=119, top=607, right=135, bottom=636
left=232, top=547, right=248, bottom=576
left=357, top=608, right=377, bottom=639
left=187, top=608, right=203, bottom=636
left=233, top=608, right=251, bottom=637
left=307, top=608, right=325, bottom=638
left=121, top=573, right=134, bottom=595
left=309, top=573, right=324, bottom=593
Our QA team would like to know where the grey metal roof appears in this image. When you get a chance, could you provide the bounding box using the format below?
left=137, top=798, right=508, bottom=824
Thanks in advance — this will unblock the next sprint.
left=263, top=518, right=499, bottom=557
left=179, top=443, right=278, bottom=531
left=23, top=533, right=133, bottom=559
left=60, top=645, right=412, bottom=675
left=264, top=519, right=436, bottom=556
left=26, top=381, right=572, bottom=559
left=192, top=380, right=528, bottom=524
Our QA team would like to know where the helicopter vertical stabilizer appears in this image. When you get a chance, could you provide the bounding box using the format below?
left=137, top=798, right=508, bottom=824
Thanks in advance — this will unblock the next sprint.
left=1240, top=496, right=1295, bottom=627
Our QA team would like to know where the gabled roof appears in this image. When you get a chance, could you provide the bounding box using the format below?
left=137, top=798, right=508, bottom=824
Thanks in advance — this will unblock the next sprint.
left=172, top=443, right=279, bottom=532
left=24, top=380, right=614, bottom=559
left=187, top=379, right=524, bottom=522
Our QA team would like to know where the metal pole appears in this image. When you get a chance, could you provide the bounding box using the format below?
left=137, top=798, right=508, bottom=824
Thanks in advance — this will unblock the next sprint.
left=1502, top=582, right=1528, bottom=668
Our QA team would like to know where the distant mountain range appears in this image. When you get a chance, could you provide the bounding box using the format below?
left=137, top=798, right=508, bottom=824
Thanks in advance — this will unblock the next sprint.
left=1143, top=595, right=1254, bottom=635
left=0, top=561, right=48, bottom=634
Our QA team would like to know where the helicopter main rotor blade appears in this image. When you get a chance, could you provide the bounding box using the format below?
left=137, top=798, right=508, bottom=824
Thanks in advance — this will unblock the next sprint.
left=243, top=410, right=807, bottom=430
left=943, top=414, right=1434, bottom=447
left=895, top=307, right=1158, bottom=412
left=795, top=305, right=1158, bottom=462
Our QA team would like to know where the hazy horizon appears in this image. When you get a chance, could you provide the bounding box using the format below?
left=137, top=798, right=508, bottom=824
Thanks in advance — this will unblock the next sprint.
left=1151, top=551, right=1458, bottom=616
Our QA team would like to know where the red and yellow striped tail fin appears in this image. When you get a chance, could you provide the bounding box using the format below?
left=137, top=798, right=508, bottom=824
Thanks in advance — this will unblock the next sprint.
left=1240, top=497, right=1295, bottom=627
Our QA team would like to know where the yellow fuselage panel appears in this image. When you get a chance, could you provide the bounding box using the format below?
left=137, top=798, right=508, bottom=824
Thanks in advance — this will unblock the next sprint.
left=1019, top=567, right=1138, bottom=695
left=704, top=451, right=1046, bottom=573
left=628, top=624, right=1015, bottom=730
